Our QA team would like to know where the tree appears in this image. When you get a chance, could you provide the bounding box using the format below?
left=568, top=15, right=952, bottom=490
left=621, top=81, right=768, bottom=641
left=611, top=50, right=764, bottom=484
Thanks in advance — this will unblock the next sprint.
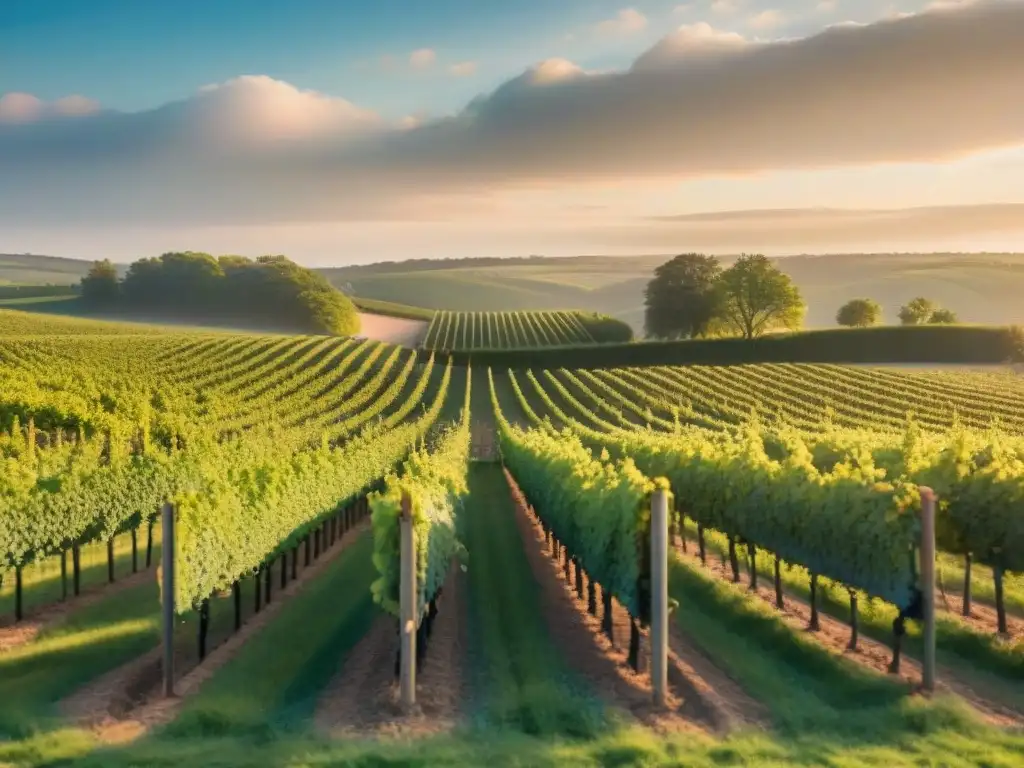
left=714, top=254, right=805, bottom=339
left=898, top=297, right=936, bottom=325
left=836, top=298, right=882, bottom=327
left=929, top=308, right=959, bottom=324
left=79, top=259, right=120, bottom=304
left=643, top=253, right=722, bottom=339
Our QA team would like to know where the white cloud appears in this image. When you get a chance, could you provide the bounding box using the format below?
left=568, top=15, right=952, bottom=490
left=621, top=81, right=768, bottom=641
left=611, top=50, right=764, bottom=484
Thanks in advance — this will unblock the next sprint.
left=449, top=61, right=478, bottom=77
left=711, top=0, right=740, bottom=15
left=595, top=8, right=649, bottom=37
left=816, top=0, right=838, bottom=12
left=1, top=2, right=1022, bottom=226
left=747, top=9, right=786, bottom=30
left=926, top=0, right=980, bottom=11
left=632, top=23, right=749, bottom=70
left=409, top=48, right=437, bottom=70
left=0, top=92, right=100, bottom=123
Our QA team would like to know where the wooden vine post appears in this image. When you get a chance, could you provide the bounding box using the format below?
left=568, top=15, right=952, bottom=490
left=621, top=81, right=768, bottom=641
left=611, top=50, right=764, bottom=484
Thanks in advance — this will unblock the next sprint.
left=920, top=486, right=937, bottom=693
left=399, top=491, right=417, bottom=710
left=650, top=487, right=669, bottom=707
left=160, top=501, right=175, bottom=698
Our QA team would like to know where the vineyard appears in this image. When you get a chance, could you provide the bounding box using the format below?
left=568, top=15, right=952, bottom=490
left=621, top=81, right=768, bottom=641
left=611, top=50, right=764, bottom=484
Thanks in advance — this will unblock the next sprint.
left=421, top=309, right=631, bottom=351
left=1, top=307, right=1023, bottom=768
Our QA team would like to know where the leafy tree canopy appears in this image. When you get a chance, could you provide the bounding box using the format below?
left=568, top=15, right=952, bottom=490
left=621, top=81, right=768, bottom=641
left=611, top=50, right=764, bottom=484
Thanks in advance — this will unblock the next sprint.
left=929, top=307, right=959, bottom=324
left=898, top=297, right=937, bottom=325
left=713, top=254, right=805, bottom=339
left=79, top=259, right=120, bottom=304
left=643, top=253, right=722, bottom=339
left=836, top=298, right=882, bottom=328
left=80, top=252, right=359, bottom=335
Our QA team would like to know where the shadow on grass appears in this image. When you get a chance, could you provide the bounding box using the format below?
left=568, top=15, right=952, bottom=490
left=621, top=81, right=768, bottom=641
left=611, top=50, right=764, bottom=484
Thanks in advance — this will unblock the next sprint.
left=0, top=582, right=160, bottom=738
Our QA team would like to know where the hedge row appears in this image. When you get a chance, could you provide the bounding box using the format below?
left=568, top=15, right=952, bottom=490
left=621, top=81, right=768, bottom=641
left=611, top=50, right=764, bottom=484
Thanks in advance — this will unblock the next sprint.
left=417, top=325, right=1024, bottom=370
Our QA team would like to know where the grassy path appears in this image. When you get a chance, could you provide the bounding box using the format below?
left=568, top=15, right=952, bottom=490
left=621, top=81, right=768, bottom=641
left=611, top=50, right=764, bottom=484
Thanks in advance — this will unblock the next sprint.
left=461, top=462, right=606, bottom=737
left=0, top=580, right=160, bottom=737
left=164, top=531, right=377, bottom=737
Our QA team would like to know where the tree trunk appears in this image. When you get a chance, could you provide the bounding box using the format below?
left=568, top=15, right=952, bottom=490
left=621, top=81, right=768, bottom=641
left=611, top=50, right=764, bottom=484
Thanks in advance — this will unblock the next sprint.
left=588, top=576, right=598, bottom=615
left=280, top=554, right=287, bottom=589
left=254, top=568, right=262, bottom=613
left=107, top=537, right=115, bottom=583
left=602, top=587, right=614, bottom=643
left=264, top=563, right=272, bottom=604
left=888, top=615, right=906, bottom=674
left=574, top=558, right=584, bottom=599
left=774, top=556, right=784, bottom=609
left=233, top=580, right=242, bottom=631
left=146, top=520, right=154, bottom=567
left=198, top=598, right=210, bottom=661
left=291, top=547, right=298, bottom=580
left=628, top=616, right=641, bottom=672
left=847, top=591, right=859, bottom=650
left=728, top=537, right=740, bottom=583
left=61, top=550, right=68, bottom=601
left=748, top=544, right=758, bottom=591
left=994, top=563, right=1008, bottom=635
left=961, top=552, right=972, bottom=617
left=131, top=528, right=138, bottom=573
left=808, top=573, right=821, bottom=631
left=697, top=524, right=706, bottom=565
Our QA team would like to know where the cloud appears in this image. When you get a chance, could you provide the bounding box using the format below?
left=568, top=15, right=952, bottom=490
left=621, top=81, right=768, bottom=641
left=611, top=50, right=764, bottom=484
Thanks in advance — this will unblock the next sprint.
left=816, top=0, right=838, bottom=12
left=0, top=92, right=100, bottom=123
left=624, top=204, right=1024, bottom=250
left=711, top=0, right=740, bottom=15
left=408, top=48, right=437, bottom=70
left=594, top=8, right=649, bottom=37
left=449, top=61, right=478, bottom=77
left=2, top=2, right=1023, bottom=226
left=747, top=9, right=786, bottom=30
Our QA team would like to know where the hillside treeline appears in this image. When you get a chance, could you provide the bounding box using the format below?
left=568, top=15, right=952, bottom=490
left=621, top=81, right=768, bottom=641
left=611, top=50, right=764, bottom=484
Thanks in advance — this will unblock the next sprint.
left=80, top=252, right=360, bottom=335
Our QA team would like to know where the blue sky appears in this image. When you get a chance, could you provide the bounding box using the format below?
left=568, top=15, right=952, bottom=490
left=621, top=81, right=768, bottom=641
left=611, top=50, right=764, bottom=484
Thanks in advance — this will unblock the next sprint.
left=2, top=0, right=922, bottom=118
left=2, top=0, right=1023, bottom=262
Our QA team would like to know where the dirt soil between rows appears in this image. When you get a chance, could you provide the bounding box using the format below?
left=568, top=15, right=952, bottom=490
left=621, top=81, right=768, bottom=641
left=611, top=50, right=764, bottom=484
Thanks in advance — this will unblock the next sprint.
left=59, top=518, right=371, bottom=743
left=0, top=566, right=156, bottom=653
left=676, top=535, right=1024, bottom=729
left=505, top=469, right=769, bottom=735
left=313, top=562, right=468, bottom=738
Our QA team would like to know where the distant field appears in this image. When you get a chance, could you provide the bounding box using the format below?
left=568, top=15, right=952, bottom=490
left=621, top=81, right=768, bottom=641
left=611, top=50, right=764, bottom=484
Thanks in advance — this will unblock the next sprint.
left=421, top=309, right=633, bottom=350
left=325, top=252, right=1024, bottom=333
left=7, top=251, right=1024, bottom=336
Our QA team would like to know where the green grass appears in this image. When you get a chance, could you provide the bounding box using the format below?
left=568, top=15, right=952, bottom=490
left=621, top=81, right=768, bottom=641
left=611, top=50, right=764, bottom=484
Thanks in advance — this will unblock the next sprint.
left=351, top=296, right=436, bottom=321
left=461, top=462, right=608, bottom=737
left=0, top=581, right=161, bottom=738
left=1, top=526, right=161, bottom=620
left=684, top=520, right=1024, bottom=688
left=5, top=543, right=1021, bottom=767
left=165, top=531, right=378, bottom=738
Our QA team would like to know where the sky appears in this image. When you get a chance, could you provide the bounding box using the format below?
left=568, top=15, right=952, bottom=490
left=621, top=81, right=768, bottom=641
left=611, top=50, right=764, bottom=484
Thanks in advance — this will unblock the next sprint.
left=2, top=0, right=1023, bottom=264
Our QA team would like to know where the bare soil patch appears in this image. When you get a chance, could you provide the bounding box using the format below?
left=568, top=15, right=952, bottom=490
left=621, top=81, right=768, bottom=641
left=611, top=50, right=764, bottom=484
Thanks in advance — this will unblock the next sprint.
left=505, top=470, right=767, bottom=735
left=314, top=563, right=467, bottom=738
left=676, top=538, right=1024, bottom=728
left=357, top=312, right=428, bottom=347
left=60, top=518, right=371, bottom=738
left=0, top=567, right=154, bottom=653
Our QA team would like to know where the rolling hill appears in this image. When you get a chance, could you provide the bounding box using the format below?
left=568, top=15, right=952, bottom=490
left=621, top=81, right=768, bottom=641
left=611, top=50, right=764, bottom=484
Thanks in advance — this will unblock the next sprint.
left=7, top=252, right=1024, bottom=334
